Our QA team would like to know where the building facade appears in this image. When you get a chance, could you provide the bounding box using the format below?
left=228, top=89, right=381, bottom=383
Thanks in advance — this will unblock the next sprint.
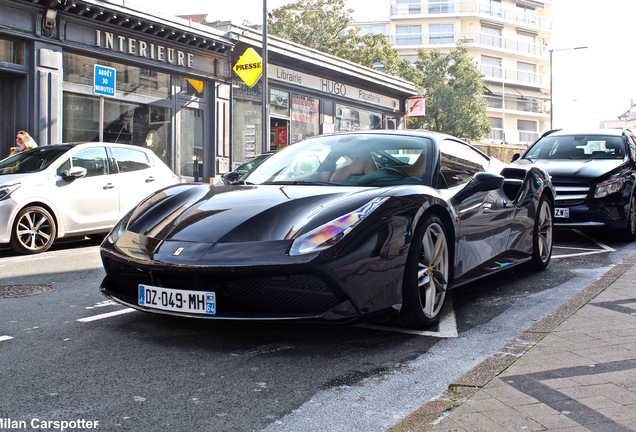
left=223, top=26, right=416, bottom=168
left=388, top=0, right=552, bottom=144
left=1, top=0, right=235, bottom=182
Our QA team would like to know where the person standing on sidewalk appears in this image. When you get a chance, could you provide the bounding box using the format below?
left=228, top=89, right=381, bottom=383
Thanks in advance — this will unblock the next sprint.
left=8, top=131, right=38, bottom=157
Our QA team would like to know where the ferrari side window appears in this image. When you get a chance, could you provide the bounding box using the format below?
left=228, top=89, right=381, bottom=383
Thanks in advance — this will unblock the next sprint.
left=439, top=139, right=487, bottom=187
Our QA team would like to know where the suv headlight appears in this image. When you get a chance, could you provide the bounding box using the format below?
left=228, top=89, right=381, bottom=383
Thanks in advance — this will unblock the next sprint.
left=0, top=183, right=20, bottom=201
left=594, top=177, right=625, bottom=198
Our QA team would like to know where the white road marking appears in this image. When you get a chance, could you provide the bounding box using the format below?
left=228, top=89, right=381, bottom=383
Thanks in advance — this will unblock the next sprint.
left=0, top=335, right=15, bottom=342
left=77, top=308, right=136, bottom=322
left=552, top=231, right=615, bottom=259
left=356, top=300, right=458, bottom=337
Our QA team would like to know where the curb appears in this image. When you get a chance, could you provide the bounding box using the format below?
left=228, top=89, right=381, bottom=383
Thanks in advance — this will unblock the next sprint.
left=388, top=251, right=636, bottom=432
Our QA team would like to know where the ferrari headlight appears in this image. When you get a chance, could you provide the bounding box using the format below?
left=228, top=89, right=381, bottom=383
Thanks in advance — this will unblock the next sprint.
left=289, top=197, right=389, bottom=256
left=0, top=183, right=20, bottom=201
left=594, top=177, right=625, bottom=198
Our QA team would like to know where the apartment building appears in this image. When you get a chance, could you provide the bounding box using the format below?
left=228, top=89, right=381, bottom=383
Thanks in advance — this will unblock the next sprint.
left=382, top=0, right=552, bottom=145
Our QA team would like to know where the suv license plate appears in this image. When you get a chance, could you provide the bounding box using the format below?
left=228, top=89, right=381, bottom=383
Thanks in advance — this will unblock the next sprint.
left=138, top=284, right=216, bottom=315
left=555, top=208, right=570, bottom=218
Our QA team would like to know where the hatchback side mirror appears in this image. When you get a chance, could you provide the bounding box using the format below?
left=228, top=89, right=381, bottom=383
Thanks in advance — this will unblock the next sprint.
left=61, top=166, right=87, bottom=181
left=222, top=171, right=240, bottom=185
left=511, top=153, right=521, bottom=162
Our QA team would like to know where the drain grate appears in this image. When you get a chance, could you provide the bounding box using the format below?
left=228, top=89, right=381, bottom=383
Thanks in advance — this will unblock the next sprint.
left=0, top=284, right=55, bottom=298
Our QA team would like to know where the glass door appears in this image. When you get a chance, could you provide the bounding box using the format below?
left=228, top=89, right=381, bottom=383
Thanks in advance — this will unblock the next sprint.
left=179, top=106, right=205, bottom=182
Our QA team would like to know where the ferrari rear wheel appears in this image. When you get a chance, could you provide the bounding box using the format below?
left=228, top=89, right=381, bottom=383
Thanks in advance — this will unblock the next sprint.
left=10, top=206, right=57, bottom=255
left=400, top=214, right=450, bottom=329
left=529, top=195, right=553, bottom=270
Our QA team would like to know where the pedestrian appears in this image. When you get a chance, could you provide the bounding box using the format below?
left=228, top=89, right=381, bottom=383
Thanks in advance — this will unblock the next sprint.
left=9, top=131, right=38, bottom=156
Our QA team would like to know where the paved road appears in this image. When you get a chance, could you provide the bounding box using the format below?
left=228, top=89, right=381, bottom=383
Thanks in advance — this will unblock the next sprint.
left=1, top=229, right=634, bottom=431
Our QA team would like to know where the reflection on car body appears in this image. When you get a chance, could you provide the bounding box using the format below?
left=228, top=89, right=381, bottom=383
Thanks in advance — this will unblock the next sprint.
left=0, top=143, right=178, bottom=254
left=513, top=128, right=636, bottom=239
left=100, top=130, right=554, bottom=329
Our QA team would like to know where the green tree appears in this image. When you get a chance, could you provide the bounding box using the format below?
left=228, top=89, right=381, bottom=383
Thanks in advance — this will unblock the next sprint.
left=406, top=41, right=491, bottom=141
left=267, top=0, right=401, bottom=75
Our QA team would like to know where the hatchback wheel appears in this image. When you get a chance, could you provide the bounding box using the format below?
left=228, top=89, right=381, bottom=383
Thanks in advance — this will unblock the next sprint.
left=400, top=214, right=450, bottom=329
left=10, top=206, right=57, bottom=254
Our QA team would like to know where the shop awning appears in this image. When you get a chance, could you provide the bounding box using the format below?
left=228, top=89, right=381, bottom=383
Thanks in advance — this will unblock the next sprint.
left=484, top=85, right=522, bottom=98
left=515, top=87, right=549, bottom=99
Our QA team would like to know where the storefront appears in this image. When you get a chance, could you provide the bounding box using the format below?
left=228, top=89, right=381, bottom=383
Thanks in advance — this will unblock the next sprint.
left=228, top=27, right=416, bottom=167
left=0, top=0, right=234, bottom=181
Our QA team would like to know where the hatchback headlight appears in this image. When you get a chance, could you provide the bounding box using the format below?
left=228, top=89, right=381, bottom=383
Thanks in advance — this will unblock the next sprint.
left=0, top=183, right=20, bottom=201
left=594, top=178, right=625, bottom=198
left=289, top=197, right=389, bottom=256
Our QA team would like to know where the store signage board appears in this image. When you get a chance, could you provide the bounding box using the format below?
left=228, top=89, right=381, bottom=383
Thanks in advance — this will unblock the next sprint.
left=94, top=65, right=116, bottom=97
left=233, top=48, right=263, bottom=87
left=406, top=97, right=426, bottom=117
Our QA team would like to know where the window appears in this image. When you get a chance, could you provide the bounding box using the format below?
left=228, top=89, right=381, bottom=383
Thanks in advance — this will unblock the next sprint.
left=429, top=0, right=454, bottom=13
left=270, top=89, right=290, bottom=117
left=396, top=25, right=422, bottom=45
left=429, top=24, right=454, bottom=45
left=396, top=0, right=421, bottom=14
left=481, top=55, right=502, bottom=78
left=517, top=6, right=537, bottom=25
left=0, top=36, right=24, bottom=65
left=63, top=52, right=170, bottom=99
left=517, top=33, right=536, bottom=54
left=58, top=147, right=110, bottom=178
left=291, top=94, right=320, bottom=144
left=480, top=0, right=502, bottom=17
left=179, top=76, right=204, bottom=98
left=481, top=26, right=502, bottom=48
left=489, top=117, right=503, bottom=141
left=518, top=120, right=538, bottom=143
left=517, top=61, right=536, bottom=83
left=439, top=139, right=488, bottom=187
left=336, top=105, right=382, bottom=132
left=111, top=147, right=152, bottom=173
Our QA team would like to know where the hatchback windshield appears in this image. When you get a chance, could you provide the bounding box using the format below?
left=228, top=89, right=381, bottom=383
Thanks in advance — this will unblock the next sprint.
left=0, top=146, right=72, bottom=175
left=244, top=134, right=433, bottom=187
left=525, top=135, right=625, bottom=160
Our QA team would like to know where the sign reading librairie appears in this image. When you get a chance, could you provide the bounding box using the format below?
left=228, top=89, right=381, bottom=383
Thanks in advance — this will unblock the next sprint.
left=93, top=64, right=116, bottom=97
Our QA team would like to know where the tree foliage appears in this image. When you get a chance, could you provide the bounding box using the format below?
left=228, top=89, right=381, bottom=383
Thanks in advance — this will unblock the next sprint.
left=405, top=41, right=491, bottom=141
left=267, top=0, right=401, bottom=75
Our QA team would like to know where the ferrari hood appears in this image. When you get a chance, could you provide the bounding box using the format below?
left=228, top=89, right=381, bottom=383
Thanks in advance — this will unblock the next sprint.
left=515, top=158, right=624, bottom=179
left=124, top=184, right=388, bottom=244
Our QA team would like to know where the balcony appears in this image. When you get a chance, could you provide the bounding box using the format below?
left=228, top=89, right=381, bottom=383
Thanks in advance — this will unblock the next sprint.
left=480, top=65, right=547, bottom=87
left=393, top=31, right=548, bottom=57
left=390, top=1, right=552, bottom=31
left=485, top=95, right=547, bottom=115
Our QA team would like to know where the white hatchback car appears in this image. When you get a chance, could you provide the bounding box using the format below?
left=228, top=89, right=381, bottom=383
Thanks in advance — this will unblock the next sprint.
left=0, top=142, right=178, bottom=254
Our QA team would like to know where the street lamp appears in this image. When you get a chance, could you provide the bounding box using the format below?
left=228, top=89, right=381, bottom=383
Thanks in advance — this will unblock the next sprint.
left=549, top=46, right=587, bottom=129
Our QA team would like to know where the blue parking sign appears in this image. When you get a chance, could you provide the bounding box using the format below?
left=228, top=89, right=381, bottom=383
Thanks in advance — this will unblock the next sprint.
left=94, top=64, right=116, bottom=97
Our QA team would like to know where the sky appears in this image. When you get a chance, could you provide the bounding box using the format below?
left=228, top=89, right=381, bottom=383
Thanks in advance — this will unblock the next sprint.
left=128, top=0, right=636, bottom=129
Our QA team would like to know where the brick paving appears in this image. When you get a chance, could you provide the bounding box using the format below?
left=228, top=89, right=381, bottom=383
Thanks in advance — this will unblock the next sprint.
left=390, top=253, right=636, bottom=432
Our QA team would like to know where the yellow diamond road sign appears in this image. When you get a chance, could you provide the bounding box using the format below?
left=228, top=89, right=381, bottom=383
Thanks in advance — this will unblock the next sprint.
left=233, top=47, right=263, bottom=87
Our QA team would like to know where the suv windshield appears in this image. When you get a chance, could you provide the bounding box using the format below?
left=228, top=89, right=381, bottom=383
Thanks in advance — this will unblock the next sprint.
left=0, top=146, right=72, bottom=175
left=525, top=135, right=625, bottom=160
left=244, top=134, right=433, bottom=187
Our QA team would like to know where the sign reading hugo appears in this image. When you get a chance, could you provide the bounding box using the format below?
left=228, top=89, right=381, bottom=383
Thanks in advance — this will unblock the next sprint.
left=233, top=48, right=263, bottom=87
left=93, top=65, right=116, bottom=97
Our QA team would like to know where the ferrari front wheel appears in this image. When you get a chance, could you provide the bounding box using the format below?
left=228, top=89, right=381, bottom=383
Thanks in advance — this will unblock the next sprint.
left=529, top=195, right=553, bottom=270
left=10, top=206, right=57, bottom=255
left=400, top=214, right=450, bottom=329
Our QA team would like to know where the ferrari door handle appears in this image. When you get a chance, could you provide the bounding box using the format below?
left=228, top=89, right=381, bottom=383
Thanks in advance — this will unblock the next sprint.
left=103, top=183, right=115, bottom=190
left=145, top=177, right=156, bottom=183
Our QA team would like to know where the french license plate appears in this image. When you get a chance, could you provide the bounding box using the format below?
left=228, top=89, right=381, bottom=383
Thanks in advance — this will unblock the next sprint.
left=555, top=208, right=570, bottom=218
left=138, top=284, right=216, bottom=315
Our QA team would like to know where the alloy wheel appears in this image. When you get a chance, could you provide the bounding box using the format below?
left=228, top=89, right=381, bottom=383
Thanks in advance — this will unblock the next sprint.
left=417, top=222, right=449, bottom=319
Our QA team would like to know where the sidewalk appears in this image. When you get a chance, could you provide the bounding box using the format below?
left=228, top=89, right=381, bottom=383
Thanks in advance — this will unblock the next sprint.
left=390, top=252, right=636, bottom=432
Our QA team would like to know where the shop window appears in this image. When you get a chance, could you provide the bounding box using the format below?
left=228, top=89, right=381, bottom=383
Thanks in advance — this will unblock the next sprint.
left=336, top=104, right=382, bottom=132
left=232, top=82, right=263, bottom=162
left=63, top=93, right=100, bottom=142
left=270, top=89, right=289, bottom=117
left=0, top=37, right=24, bottom=65
left=63, top=52, right=170, bottom=99
left=180, top=107, right=204, bottom=181
left=291, top=94, right=319, bottom=143
left=179, top=76, right=204, bottom=98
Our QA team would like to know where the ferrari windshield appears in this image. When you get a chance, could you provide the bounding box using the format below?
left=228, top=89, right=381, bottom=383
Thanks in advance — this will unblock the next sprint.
left=525, top=135, right=625, bottom=160
left=0, top=145, right=71, bottom=175
left=244, top=133, right=433, bottom=187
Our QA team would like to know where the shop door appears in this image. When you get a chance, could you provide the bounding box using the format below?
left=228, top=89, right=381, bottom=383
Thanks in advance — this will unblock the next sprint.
left=179, top=106, right=205, bottom=182
left=0, top=76, right=18, bottom=156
